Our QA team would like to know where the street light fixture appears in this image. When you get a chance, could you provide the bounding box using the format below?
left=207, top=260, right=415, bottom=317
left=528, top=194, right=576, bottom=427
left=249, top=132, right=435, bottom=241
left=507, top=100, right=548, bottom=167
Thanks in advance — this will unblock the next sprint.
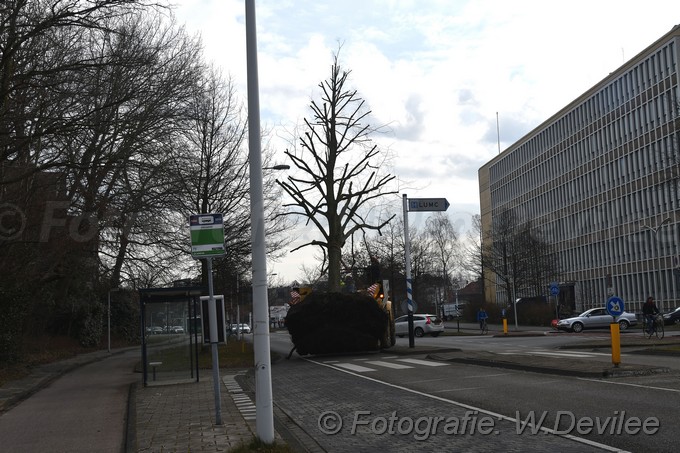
left=108, top=287, right=120, bottom=353
left=641, top=217, right=671, bottom=312
left=263, top=164, right=290, bottom=170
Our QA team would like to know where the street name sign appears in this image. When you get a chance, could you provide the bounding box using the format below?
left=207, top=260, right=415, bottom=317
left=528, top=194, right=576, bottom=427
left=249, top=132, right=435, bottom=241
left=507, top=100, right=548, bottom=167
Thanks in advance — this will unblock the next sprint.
left=189, top=213, right=225, bottom=258
left=408, top=198, right=450, bottom=212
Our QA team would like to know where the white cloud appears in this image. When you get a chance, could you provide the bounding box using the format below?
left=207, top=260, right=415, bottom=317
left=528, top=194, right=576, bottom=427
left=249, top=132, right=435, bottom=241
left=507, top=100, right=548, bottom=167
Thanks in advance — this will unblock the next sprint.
left=172, top=0, right=680, bottom=282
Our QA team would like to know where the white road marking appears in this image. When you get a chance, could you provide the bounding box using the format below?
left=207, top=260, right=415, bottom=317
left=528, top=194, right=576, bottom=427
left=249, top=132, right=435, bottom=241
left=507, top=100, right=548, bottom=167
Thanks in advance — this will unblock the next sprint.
left=365, top=360, right=413, bottom=369
left=396, top=358, right=449, bottom=367
left=334, top=363, right=377, bottom=372
left=306, top=359, right=629, bottom=453
left=577, top=377, right=680, bottom=393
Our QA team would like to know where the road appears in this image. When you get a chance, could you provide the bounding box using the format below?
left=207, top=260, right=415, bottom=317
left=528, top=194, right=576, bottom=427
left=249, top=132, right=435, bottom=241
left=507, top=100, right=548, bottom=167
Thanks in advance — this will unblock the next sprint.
left=0, top=349, right=139, bottom=453
left=266, top=328, right=680, bottom=452
left=413, top=323, right=680, bottom=371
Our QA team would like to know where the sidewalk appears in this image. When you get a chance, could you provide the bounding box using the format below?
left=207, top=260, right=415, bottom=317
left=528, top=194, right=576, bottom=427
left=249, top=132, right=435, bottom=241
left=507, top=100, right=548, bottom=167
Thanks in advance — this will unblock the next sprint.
left=133, top=372, right=258, bottom=452
left=2, top=332, right=679, bottom=452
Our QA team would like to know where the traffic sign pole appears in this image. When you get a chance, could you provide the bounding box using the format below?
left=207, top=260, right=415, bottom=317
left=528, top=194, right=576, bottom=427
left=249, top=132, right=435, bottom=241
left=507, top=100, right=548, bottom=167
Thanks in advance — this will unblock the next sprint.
left=402, top=195, right=450, bottom=348
left=189, top=213, right=225, bottom=425
left=610, top=322, right=621, bottom=367
left=206, top=257, right=222, bottom=423
left=402, top=195, right=415, bottom=348
left=606, top=296, right=625, bottom=367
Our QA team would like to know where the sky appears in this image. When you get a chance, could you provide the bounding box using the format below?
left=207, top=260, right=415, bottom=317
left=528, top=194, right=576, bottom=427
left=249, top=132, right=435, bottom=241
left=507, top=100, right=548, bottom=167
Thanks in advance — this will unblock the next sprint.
left=172, top=0, right=680, bottom=284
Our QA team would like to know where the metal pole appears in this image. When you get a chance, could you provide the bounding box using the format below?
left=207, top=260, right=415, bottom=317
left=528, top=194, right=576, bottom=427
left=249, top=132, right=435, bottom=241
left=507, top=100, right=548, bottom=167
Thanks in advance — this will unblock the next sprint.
left=402, top=194, right=415, bottom=348
left=206, top=257, right=222, bottom=425
left=512, top=279, right=518, bottom=330
left=107, top=290, right=111, bottom=353
left=245, top=0, right=274, bottom=442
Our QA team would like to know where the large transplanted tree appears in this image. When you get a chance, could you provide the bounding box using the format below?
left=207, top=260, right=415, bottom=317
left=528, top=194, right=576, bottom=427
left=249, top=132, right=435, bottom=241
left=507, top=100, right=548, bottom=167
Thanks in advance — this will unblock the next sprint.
left=278, top=52, right=397, bottom=291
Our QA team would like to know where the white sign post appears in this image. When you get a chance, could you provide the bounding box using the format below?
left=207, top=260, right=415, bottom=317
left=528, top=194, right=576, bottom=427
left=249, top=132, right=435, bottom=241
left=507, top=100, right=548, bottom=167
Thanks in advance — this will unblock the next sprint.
left=189, top=213, right=225, bottom=425
left=403, top=195, right=450, bottom=347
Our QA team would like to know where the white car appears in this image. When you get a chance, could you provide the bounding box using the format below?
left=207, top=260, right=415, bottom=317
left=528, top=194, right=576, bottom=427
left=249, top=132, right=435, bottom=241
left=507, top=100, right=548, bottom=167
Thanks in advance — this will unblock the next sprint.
left=556, top=308, right=637, bottom=333
left=395, top=314, right=445, bottom=337
left=230, top=323, right=251, bottom=334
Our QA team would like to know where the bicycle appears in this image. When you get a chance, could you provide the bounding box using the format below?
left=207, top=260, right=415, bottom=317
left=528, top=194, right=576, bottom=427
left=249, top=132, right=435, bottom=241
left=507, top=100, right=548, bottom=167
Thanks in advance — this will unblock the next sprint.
left=643, top=313, right=664, bottom=340
left=480, top=318, right=489, bottom=335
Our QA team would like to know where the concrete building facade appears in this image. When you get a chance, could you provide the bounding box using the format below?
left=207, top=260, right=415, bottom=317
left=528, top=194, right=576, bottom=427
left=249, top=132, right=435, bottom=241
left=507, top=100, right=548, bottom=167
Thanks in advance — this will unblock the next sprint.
left=479, top=25, right=680, bottom=314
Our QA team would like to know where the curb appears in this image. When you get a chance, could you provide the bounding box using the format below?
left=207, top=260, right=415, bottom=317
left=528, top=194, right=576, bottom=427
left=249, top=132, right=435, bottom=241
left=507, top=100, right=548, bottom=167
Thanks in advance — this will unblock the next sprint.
left=426, top=352, right=671, bottom=379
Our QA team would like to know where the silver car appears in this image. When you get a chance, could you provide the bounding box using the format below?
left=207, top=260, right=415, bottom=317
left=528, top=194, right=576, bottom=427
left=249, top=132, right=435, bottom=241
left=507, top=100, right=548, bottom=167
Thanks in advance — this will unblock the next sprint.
left=556, top=307, right=637, bottom=333
left=395, top=314, right=445, bottom=337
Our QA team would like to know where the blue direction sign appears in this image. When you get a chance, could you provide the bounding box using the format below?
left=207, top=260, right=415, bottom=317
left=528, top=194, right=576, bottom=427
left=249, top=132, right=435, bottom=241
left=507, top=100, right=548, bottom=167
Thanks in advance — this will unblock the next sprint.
left=408, top=198, right=450, bottom=212
left=606, top=296, right=624, bottom=317
left=550, top=282, right=560, bottom=296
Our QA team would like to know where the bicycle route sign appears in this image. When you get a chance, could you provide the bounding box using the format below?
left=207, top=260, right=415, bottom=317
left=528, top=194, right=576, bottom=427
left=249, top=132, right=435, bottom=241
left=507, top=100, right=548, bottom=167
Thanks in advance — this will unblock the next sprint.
left=606, top=296, right=624, bottom=317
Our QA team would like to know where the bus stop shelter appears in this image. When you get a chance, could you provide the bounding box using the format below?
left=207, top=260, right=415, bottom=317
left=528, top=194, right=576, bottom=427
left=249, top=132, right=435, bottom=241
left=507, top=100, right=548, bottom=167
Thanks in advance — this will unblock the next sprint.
left=139, top=287, right=205, bottom=386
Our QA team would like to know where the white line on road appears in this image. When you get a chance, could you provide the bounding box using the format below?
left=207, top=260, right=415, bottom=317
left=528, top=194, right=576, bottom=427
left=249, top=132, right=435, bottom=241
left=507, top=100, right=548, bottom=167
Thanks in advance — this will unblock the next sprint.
left=365, top=360, right=413, bottom=369
left=396, top=358, right=449, bottom=367
left=576, top=377, right=680, bottom=393
left=527, top=351, right=604, bottom=358
left=306, top=358, right=628, bottom=453
left=334, top=363, right=376, bottom=372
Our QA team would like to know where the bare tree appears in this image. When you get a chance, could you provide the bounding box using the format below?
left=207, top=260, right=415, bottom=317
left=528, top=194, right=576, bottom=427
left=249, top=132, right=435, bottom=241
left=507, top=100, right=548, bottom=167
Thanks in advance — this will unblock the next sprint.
left=426, top=212, right=459, bottom=305
left=277, top=51, right=397, bottom=291
left=0, top=0, right=153, bottom=170
left=462, top=214, right=486, bottom=286
left=171, top=65, right=293, bottom=284
left=482, top=208, right=558, bottom=305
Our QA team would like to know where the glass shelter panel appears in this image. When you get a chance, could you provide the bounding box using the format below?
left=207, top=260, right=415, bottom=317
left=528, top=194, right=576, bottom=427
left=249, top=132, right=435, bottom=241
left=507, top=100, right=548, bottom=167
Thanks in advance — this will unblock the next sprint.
left=139, top=288, right=203, bottom=386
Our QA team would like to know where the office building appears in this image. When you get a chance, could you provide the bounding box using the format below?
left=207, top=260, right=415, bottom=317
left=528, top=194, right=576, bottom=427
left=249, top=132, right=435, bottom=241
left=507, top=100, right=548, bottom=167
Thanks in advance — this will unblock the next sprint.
left=479, top=25, right=680, bottom=313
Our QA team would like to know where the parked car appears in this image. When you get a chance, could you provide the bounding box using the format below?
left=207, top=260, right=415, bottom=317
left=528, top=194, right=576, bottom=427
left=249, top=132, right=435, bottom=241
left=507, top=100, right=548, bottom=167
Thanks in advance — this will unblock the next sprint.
left=170, top=326, right=185, bottom=334
left=663, top=307, right=680, bottom=325
left=230, top=323, right=251, bottom=334
left=395, top=314, right=444, bottom=337
left=556, top=307, right=637, bottom=333
left=146, top=326, right=163, bottom=335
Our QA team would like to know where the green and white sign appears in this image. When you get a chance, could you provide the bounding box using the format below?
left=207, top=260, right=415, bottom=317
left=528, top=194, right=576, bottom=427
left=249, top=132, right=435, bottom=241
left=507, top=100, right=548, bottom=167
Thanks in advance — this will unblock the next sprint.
left=189, top=213, right=225, bottom=258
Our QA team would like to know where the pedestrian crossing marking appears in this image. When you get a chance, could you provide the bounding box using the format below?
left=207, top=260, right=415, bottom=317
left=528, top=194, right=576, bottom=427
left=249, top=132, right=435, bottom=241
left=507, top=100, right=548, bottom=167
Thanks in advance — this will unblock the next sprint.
left=396, top=358, right=449, bottom=367
left=334, top=363, right=377, bottom=372
left=365, top=360, right=413, bottom=369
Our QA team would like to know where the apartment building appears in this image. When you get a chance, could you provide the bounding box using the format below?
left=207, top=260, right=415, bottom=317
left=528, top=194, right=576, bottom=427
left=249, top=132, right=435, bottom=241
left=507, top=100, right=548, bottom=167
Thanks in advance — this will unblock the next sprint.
left=479, top=25, right=680, bottom=314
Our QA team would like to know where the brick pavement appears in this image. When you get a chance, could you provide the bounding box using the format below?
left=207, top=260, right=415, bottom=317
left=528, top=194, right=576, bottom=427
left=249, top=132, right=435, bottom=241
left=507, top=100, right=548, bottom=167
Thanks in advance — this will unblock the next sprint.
left=134, top=371, right=259, bottom=452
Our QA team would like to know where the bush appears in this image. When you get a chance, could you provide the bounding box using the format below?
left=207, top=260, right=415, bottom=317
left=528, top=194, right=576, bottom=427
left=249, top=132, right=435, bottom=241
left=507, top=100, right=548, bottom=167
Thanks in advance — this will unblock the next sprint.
left=286, top=292, right=387, bottom=355
left=0, top=286, right=29, bottom=364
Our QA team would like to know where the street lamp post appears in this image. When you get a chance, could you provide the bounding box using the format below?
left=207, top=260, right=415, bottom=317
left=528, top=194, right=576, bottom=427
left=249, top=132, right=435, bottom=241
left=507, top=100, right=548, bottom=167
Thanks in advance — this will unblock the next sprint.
left=107, top=287, right=120, bottom=353
left=244, top=1, right=291, bottom=442
left=641, top=217, right=671, bottom=312
left=263, top=165, right=290, bottom=171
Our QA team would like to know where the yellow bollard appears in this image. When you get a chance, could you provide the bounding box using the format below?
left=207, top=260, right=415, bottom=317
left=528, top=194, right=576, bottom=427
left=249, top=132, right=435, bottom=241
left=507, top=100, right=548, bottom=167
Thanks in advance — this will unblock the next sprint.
left=610, top=322, right=621, bottom=367
left=503, top=318, right=508, bottom=335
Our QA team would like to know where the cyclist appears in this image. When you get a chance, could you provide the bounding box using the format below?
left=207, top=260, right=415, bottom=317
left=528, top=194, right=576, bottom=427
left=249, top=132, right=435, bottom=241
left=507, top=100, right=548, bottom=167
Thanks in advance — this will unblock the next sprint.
left=477, top=307, right=489, bottom=331
left=642, top=296, right=660, bottom=334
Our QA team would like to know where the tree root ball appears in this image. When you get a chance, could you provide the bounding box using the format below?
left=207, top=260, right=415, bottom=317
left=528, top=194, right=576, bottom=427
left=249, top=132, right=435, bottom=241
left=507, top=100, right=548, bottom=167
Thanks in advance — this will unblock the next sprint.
left=285, top=291, right=388, bottom=355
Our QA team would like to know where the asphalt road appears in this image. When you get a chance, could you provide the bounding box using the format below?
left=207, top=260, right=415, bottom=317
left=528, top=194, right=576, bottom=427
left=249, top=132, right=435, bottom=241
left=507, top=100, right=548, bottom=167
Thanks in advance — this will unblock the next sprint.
left=0, top=350, right=139, bottom=453
left=268, top=329, right=680, bottom=452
